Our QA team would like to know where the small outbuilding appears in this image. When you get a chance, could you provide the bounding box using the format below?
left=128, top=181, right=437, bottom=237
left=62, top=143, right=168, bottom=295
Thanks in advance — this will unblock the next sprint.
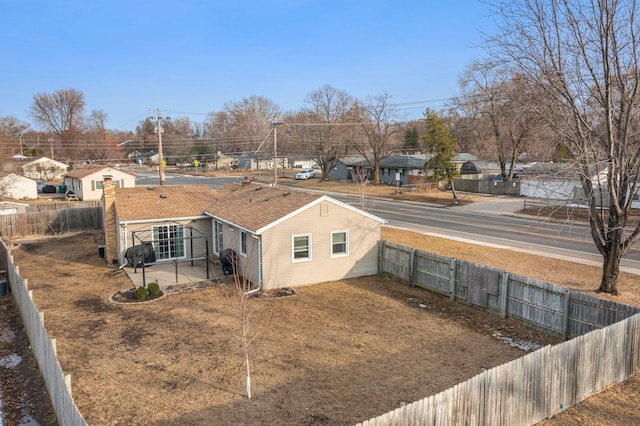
left=0, top=173, right=38, bottom=200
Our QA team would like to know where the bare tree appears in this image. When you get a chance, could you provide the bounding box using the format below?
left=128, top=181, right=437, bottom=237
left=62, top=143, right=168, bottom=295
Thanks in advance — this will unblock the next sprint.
left=223, top=96, right=281, bottom=153
left=85, top=110, right=122, bottom=161
left=352, top=92, right=404, bottom=185
left=454, top=62, right=546, bottom=178
left=487, top=0, right=640, bottom=294
left=299, top=85, right=356, bottom=180
left=29, top=88, right=85, bottom=159
left=0, top=116, right=30, bottom=163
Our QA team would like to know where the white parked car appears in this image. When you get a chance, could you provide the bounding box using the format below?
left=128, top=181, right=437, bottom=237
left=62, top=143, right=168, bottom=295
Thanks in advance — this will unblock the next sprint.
left=295, top=168, right=316, bottom=180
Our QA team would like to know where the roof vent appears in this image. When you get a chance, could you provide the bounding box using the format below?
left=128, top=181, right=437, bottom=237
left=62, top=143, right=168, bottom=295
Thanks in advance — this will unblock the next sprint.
left=160, top=194, right=167, bottom=199
left=282, top=192, right=290, bottom=197
left=147, top=187, right=155, bottom=190
left=255, top=187, right=262, bottom=191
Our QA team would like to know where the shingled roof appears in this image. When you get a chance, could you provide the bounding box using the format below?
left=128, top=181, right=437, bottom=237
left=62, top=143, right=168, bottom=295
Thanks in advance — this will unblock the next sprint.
left=204, top=183, right=322, bottom=232
left=65, top=165, right=127, bottom=179
left=115, top=185, right=222, bottom=222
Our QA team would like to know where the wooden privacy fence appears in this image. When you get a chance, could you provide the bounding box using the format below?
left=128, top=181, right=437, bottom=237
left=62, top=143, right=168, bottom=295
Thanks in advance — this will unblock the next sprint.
left=366, top=240, right=640, bottom=425
left=380, top=241, right=640, bottom=339
left=0, top=238, right=87, bottom=425
left=357, top=314, right=640, bottom=426
left=0, top=201, right=102, bottom=239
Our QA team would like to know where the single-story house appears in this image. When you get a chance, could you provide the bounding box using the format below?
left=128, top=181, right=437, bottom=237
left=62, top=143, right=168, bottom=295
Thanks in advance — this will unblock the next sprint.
left=207, top=152, right=239, bottom=170
left=237, top=152, right=290, bottom=171
left=0, top=173, right=38, bottom=200
left=128, top=150, right=159, bottom=165
left=377, top=155, right=427, bottom=186
left=22, top=157, right=69, bottom=180
left=64, top=166, right=136, bottom=200
left=328, top=155, right=368, bottom=180
left=330, top=155, right=428, bottom=185
left=204, top=183, right=386, bottom=289
left=102, top=180, right=386, bottom=289
left=292, top=159, right=319, bottom=169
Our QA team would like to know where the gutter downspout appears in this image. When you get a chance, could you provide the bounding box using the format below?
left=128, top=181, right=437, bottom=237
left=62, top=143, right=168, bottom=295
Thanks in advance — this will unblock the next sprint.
left=245, top=234, right=262, bottom=296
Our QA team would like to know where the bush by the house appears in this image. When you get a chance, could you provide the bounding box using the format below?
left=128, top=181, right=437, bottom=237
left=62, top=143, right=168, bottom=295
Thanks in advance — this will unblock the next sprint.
left=148, top=282, right=160, bottom=296
left=135, top=286, right=148, bottom=301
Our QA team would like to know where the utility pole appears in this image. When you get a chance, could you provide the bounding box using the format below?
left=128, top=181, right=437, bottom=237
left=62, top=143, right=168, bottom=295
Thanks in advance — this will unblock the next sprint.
left=149, top=108, right=167, bottom=185
left=272, top=117, right=282, bottom=187
left=18, top=133, right=24, bottom=157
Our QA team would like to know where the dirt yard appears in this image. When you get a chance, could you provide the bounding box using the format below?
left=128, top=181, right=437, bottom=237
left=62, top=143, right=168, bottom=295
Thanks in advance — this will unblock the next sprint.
left=0, top=229, right=558, bottom=425
left=3, top=223, right=640, bottom=425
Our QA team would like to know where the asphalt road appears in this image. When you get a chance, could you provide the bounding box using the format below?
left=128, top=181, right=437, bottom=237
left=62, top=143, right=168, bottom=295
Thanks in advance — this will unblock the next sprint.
left=132, top=169, right=640, bottom=273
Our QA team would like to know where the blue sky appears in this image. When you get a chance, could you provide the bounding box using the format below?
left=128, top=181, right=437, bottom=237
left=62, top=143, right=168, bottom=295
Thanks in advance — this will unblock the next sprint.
left=2, top=1, right=494, bottom=131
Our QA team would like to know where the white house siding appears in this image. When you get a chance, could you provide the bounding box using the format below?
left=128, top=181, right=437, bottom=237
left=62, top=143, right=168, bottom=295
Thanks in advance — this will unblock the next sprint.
left=0, top=175, right=37, bottom=199
left=116, top=219, right=213, bottom=266
left=260, top=200, right=381, bottom=289
left=66, top=169, right=136, bottom=201
left=520, top=178, right=580, bottom=201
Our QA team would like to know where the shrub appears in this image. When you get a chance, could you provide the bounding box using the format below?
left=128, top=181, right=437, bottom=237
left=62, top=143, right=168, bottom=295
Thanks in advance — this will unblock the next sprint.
left=148, top=281, right=160, bottom=296
left=135, top=286, right=148, bottom=301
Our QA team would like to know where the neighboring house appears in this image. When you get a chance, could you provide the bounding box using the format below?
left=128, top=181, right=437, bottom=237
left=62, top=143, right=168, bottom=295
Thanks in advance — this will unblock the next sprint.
left=330, top=155, right=427, bottom=185
left=328, top=155, right=368, bottom=180
left=204, top=183, right=386, bottom=289
left=102, top=180, right=386, bottom=290
left=22, top=157, right=69, bottom=180
left=0, top=173, right=38, bottom=200
left=377, top=155, right=427, bottom=186
left=128, top=151, right=159, bottom=165
left=519, top=162, right=610, bottom=204
left=237, top=152, right=289, bottom=170
left=292, top=159, right=319, bottom=169
left=64, top=166, right=135, bottom=201
left=206, top=152, right=238, bottom=170
left=0, top=200, right=29, bottom=215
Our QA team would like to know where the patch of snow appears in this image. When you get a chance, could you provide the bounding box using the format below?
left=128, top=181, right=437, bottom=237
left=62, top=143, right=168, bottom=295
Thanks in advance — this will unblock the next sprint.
left=492, top=331, right=542, bottom=352
left=0, top=354, right=21, bottom=368
left=418, top=304, right=427, bottom=308
left=0, top=328, right=15, bottom=343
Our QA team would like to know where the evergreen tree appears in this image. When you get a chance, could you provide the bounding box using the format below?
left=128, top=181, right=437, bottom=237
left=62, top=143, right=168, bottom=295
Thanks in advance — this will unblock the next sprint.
left=423, top=109, right=459, bottom=199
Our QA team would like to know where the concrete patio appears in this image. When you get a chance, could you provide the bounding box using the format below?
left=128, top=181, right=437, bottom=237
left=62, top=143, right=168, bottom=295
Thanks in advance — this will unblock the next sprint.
left=122, top=258, right=231, bottom=290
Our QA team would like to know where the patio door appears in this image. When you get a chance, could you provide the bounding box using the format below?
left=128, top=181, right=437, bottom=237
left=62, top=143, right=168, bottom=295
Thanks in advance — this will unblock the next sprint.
left=153, top=224, right=185, bottom=260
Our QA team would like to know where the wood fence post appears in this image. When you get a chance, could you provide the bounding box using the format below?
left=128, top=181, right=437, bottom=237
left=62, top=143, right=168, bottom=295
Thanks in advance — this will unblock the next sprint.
left=563, top=289, right=571, bottom=340
left=378, top=240, right=384, bottom=275
left=409, top=248, right=416, bottom=287
left=500, top=271, right=509, bottom=318
left=449, top=258, right=457, bottom=300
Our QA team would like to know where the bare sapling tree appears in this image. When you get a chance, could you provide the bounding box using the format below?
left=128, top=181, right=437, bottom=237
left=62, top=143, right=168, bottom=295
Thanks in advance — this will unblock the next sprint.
left=351, top=165, right=377, bottom=212
left=487, top=0, right=640, bottom=294
left=221, top=233, right=260, bottom=399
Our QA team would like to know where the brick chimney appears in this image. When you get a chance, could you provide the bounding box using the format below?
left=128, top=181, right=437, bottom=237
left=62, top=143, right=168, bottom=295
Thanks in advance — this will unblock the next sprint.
left=102, top=175, right=118, bottom=264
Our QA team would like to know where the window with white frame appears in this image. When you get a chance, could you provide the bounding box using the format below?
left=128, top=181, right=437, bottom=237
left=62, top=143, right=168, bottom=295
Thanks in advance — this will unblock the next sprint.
left=331, top=230, right=349, bottom=257
left=292, top=234, right=311, bottom=262
left=153, top=224, right=185, bottom=260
